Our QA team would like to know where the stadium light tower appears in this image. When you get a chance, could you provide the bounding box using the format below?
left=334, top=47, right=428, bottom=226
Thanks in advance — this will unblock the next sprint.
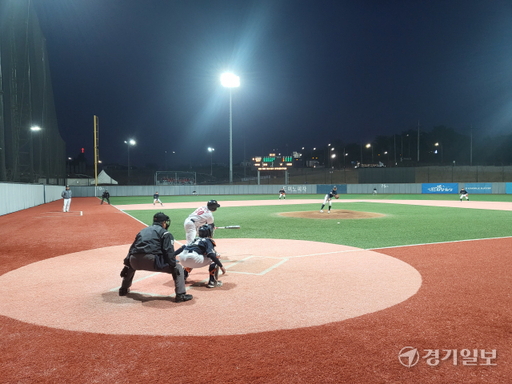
left=208, top=147, right=215, bottom=176
left=221, top=72, right=240, bottom=184
left=30, top=126, right=42, bottom=182
left=366, top=143, right=374, bottom=163
left=124, top=139, right=136, bottom=184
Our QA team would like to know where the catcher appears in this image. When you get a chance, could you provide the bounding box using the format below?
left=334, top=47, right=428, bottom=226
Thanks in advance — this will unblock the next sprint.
left=175, top=224, right=226, bottom=288
left=320, top=186, right=338, bottom=214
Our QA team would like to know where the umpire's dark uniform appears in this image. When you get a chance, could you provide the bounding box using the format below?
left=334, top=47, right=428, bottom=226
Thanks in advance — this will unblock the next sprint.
left=119, top=213, right=191, bottom=302
left=101, top=190, right=110, bottom=205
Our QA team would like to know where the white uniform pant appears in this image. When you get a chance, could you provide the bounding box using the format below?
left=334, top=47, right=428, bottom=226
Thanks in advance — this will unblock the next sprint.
left=184, top=219, right=198, bottom=245
left=179, top=250, right=212, bottom=269
left=460, top=193, right=469, bottom=200
left=63, top=198, right=71, bottom=212
left=323, top=195, right=332, bottom=207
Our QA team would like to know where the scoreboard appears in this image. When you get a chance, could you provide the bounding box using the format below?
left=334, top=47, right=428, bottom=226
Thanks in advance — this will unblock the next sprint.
left=252, top=153, right=293, bottom=170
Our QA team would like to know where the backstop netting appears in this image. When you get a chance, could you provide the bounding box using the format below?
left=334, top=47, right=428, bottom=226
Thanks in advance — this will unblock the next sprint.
left=0, top=0, right=66, bottom=183
left=155, top=171, right=196, bottom=186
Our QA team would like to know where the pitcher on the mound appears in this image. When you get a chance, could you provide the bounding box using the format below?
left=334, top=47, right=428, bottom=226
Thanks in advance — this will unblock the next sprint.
left=320, top=186, right=338, bottom=214
left=175, top=224, right=226, bottom=288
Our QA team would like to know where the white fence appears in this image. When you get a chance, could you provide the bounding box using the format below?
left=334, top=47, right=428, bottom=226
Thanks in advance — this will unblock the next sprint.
left=1, top=182, right=509, bottom=216
left=0, top=183, right=64, bottom=216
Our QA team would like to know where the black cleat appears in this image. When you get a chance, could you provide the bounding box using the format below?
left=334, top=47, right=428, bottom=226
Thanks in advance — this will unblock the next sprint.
left=119, top=287, right=129, bottom=296
left=175, top=293, right=193, bottom=302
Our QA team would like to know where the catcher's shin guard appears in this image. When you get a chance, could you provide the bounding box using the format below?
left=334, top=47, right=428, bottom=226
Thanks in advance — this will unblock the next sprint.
left=184, top=267, right=192, bottom=280
left=207, top=263, right=222, bottom=288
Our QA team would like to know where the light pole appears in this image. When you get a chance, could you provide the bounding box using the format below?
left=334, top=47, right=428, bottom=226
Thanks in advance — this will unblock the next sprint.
left=208, top=147, right=215, bottom=176
left=30, top=126, right=41, bottom=182
left=221, top=72, right=240, bottom=184
left=366, top=143, right=373, bottom=163
left=434, top=142, right=443, bottom=164
left=124, top=139, right=136, bottom=184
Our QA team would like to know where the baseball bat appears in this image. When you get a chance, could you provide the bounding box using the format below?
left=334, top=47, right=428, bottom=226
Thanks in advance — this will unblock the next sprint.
left=216, top=225, right=240, bottom=229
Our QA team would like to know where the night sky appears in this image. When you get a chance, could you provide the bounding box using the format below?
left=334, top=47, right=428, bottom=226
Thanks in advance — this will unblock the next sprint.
left=32, top=0, right=512, bottom=168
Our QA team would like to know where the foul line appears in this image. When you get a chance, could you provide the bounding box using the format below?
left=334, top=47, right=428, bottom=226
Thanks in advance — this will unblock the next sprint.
left=368, top=235, right=512, bottom=250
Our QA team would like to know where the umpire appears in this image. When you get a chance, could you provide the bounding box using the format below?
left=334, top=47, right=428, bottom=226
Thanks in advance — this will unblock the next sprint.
left=101, top=189, right=110, bottom=205
left=119, top=212, right=192, bottom=302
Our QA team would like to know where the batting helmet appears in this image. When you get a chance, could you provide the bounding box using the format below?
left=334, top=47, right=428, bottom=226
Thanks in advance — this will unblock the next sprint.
left=207, top=200, right=220, bottom=211
left=198, top=224, right=212, bottom=238
left=153, top=212, right=170, bottom=228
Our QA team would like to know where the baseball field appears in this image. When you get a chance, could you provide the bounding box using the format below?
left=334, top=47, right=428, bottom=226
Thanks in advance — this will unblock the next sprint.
left=1, top=194, right=510, bottom=383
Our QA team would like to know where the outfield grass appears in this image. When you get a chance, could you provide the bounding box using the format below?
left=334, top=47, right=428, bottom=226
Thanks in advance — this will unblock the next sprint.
left=123, top=196, right=512, bottom=249
left=109, top=193, right=512, bottom=205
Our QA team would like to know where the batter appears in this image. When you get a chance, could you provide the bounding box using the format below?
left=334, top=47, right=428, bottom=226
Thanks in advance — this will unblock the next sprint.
left=183, top=200, right=220, bottom=244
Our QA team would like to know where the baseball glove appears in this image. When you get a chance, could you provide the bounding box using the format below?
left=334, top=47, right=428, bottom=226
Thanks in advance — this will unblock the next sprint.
left=335, top=195, right=339, bottom=199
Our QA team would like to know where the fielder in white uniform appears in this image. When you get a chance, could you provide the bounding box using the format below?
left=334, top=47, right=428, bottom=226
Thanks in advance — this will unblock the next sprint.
left=175, top=224, right=226, bottom=288
left=279, top=187, right=286, bottom=199
left=459, top=188, right=469, bottom=201
left=61, top=186, right=72, bottom=212
left=320, top=186, right=338, bottom=213
left=183, top=200, right=220, bottom=244
left=153, top=192, right=163, bottom=206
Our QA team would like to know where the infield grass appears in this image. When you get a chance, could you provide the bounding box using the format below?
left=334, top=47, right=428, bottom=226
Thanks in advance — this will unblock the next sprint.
left=123, top=195, right=512, bottom=249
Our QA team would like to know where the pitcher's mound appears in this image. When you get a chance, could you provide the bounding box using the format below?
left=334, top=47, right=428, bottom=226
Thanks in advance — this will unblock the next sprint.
left=279, top=210, right=385, bottom=219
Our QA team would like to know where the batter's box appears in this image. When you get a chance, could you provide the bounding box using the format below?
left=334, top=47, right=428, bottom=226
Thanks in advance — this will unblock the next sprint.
left=227, top=256, right=287, bottom=275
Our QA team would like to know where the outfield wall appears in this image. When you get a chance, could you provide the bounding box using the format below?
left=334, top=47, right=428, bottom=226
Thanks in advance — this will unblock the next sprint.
left=0, top=184, right=64, bottom=216
left=1, top=182, right=511, bottom=216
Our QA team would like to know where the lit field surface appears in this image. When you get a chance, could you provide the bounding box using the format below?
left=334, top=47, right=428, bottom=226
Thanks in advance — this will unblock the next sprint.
left=117, top=195, right=512, bottom=249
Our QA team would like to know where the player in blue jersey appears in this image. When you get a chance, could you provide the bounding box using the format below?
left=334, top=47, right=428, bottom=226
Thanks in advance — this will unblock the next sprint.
left=320, top=186, right=338, bottom=214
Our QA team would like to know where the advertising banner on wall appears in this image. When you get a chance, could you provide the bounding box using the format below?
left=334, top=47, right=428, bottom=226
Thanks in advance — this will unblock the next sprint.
left=317, top=184, right=347, bottom=195
left=506, top=183, right=512, bottom=194
left=422, top=183, right=458, bottom=194
left=465, top=183, right=492, bottom=194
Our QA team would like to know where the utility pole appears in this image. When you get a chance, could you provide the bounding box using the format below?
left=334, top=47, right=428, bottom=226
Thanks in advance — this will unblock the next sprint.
left=393, top=135, right=396, bottom=164
left=94, top=116, right=99, bottom=186
left=417, top=120, right=420, bottom=162
left=470, top=125, right=473, bottom=166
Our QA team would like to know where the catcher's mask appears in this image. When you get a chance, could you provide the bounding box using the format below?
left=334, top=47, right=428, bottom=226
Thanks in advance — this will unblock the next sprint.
left=198, top=224, right=213, bottom=238
left=153, top=212, right=170, bottom=228
left=207, top=200, right=220, bottom=211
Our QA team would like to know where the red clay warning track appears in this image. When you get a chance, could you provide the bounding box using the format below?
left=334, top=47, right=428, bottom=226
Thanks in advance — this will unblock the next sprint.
left=1, top=197, right=510, bottom=383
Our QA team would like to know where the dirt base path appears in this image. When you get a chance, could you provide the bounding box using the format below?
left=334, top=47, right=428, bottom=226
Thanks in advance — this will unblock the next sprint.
left=1, top=197, right=510, bottom=383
